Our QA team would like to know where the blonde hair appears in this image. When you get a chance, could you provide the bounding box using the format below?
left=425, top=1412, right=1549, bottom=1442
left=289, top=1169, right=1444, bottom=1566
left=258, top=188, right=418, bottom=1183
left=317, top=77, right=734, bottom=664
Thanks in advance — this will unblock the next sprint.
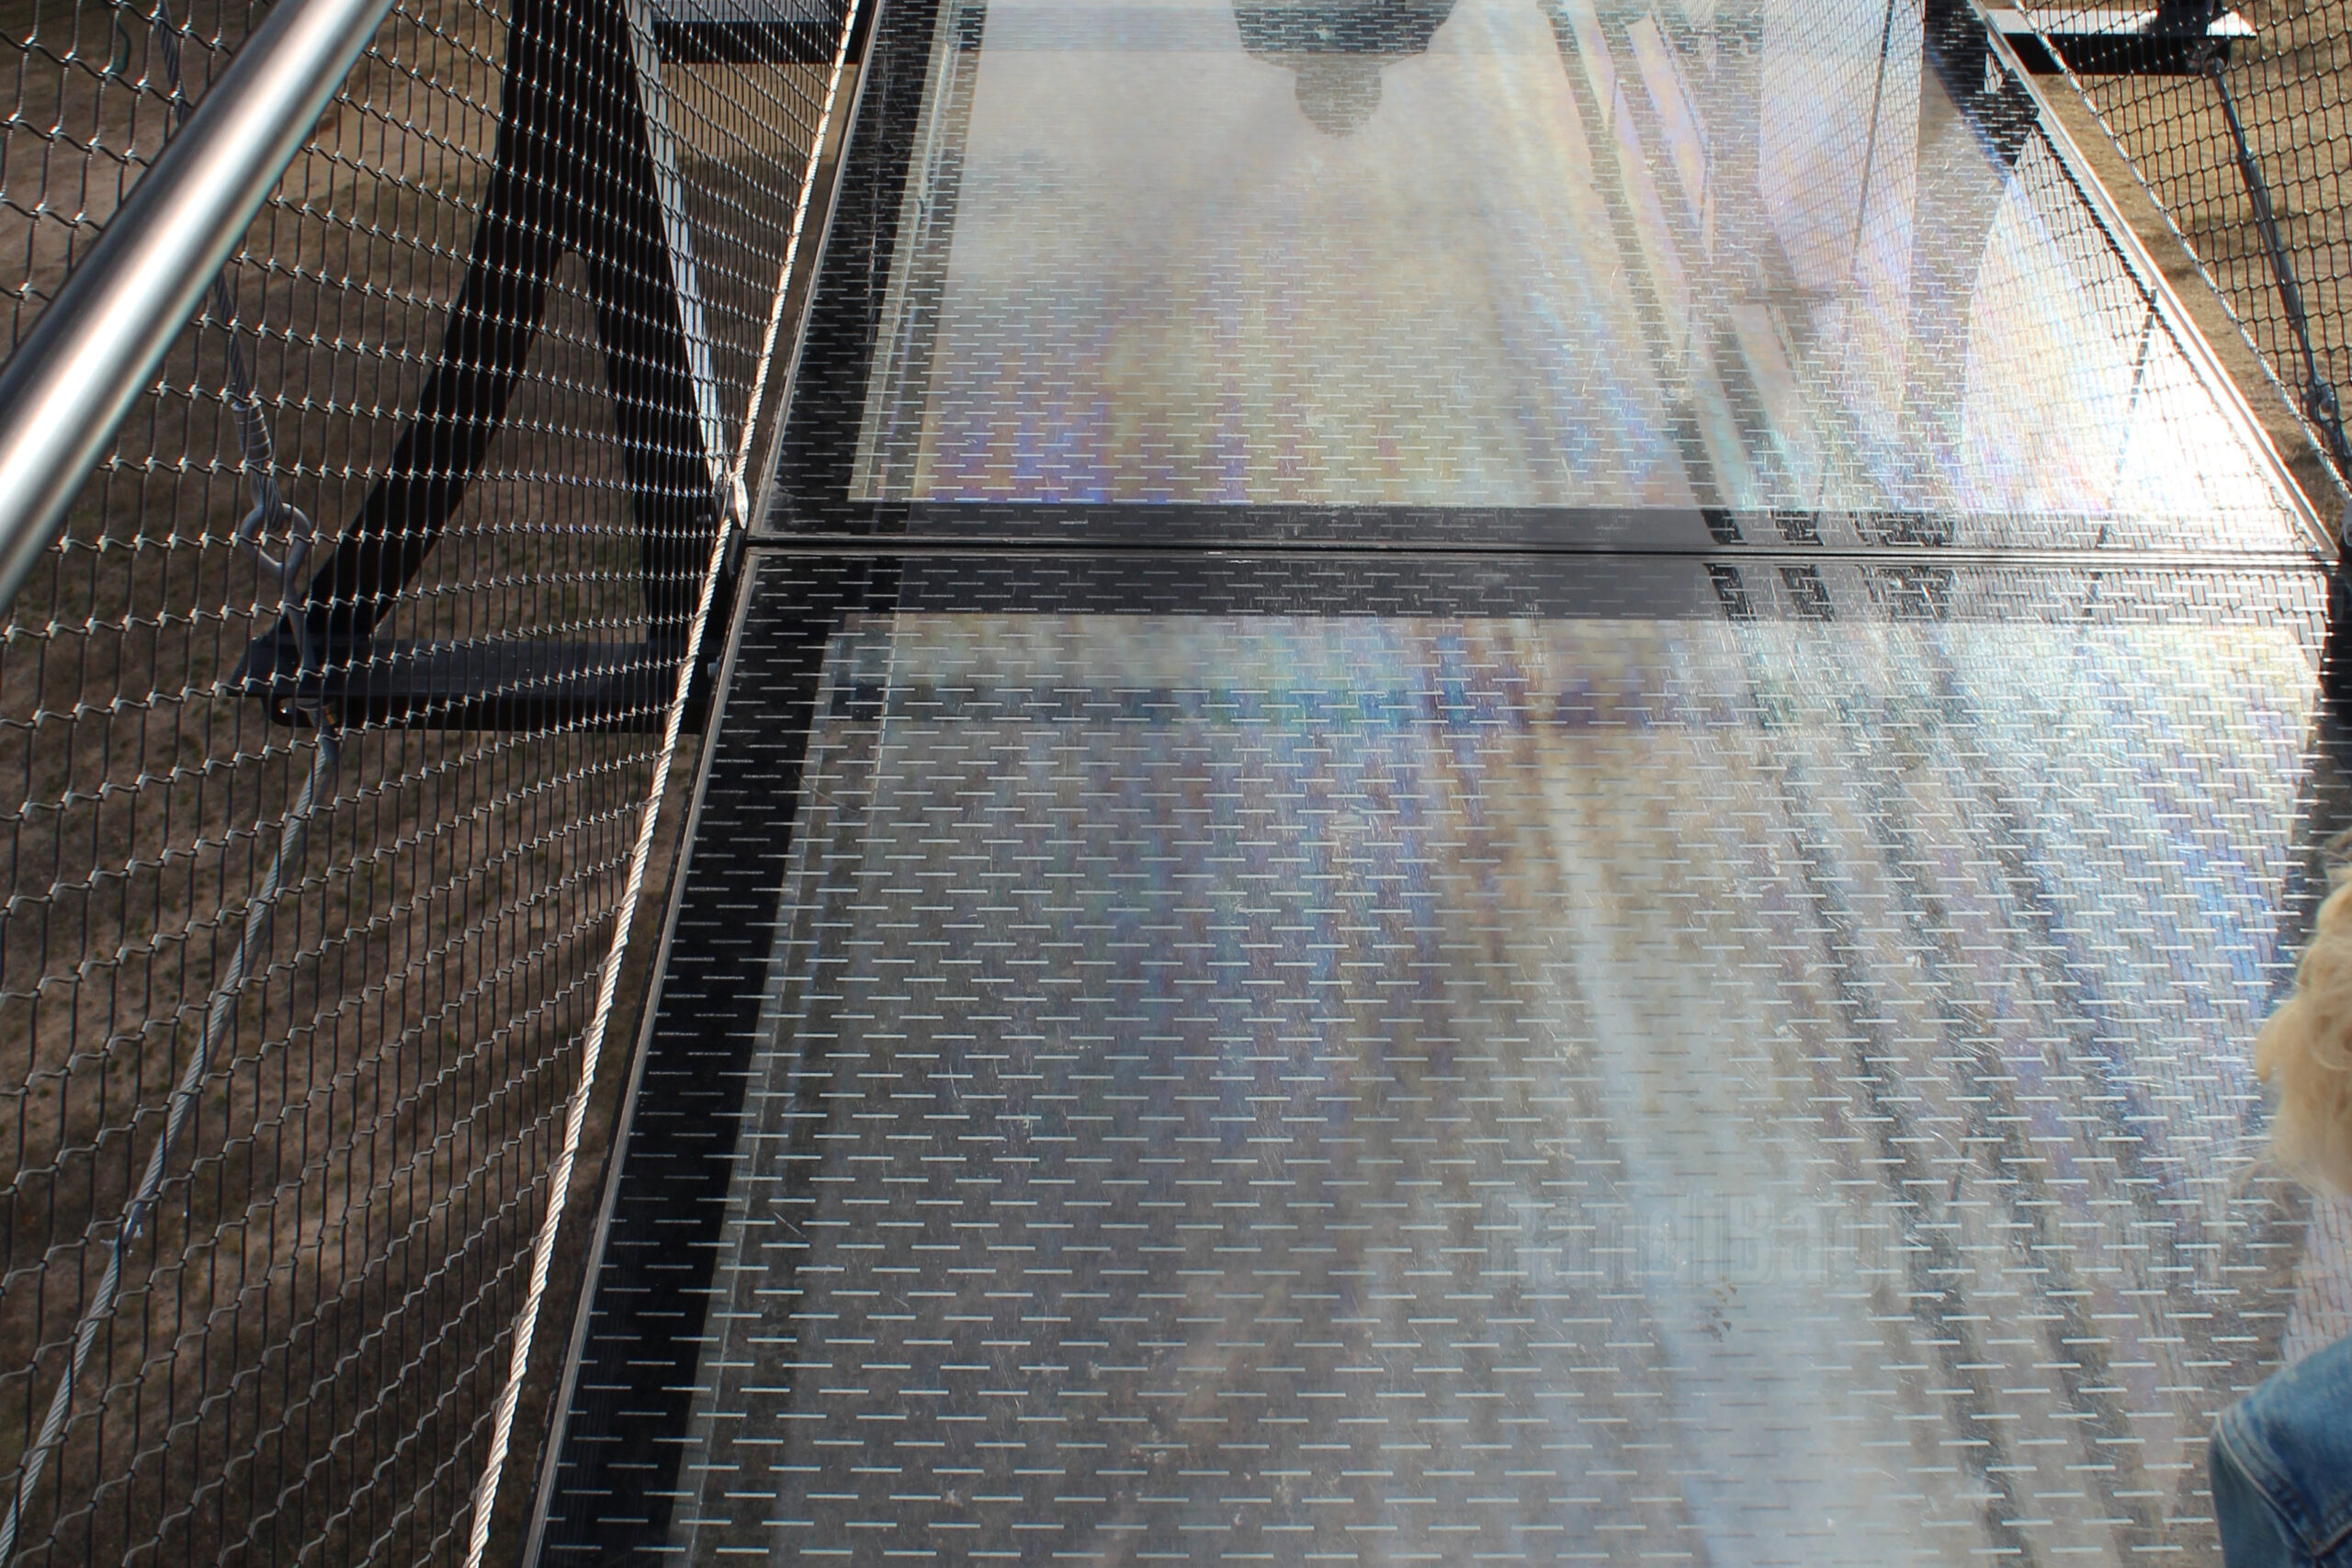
left=2256, top=869, right=2352, bottom=1196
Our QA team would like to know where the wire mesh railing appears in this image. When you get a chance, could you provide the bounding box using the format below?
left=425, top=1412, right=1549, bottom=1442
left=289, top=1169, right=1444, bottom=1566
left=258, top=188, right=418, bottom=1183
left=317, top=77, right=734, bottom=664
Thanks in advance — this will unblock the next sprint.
left=2010, top=0, right=2352, bottom=484
left=0, top=0, right=859, bottom=1559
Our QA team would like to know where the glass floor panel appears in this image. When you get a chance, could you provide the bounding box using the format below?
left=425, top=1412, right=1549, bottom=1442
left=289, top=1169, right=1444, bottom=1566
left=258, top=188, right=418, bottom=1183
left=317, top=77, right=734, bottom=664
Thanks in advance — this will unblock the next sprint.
left=763, top=0, right=2321, bottom=547
left=535, top=554, right=2352, bottom=1566
left=532, top=0, right=2352, bottom=1557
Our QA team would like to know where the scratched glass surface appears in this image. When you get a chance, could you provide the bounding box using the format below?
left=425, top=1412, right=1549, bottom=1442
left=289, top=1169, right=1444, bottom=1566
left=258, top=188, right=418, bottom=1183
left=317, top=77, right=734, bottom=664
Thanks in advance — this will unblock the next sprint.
left=837, top=0, right=2312, bottom=547
left=662, top=604, right=2352, bottom=1565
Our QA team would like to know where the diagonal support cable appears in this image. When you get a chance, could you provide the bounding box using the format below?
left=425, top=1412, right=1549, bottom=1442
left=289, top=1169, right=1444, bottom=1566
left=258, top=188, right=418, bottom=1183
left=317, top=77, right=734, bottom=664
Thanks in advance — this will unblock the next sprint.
left=0, top=728, right=339, bottom=1565
left=2206, top=56, right=2352, bottom=483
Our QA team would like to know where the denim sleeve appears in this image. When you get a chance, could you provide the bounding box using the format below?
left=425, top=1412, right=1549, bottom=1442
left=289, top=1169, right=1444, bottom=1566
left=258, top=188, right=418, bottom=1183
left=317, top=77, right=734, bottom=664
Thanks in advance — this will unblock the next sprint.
left=2215, top=1422, right=2312, bottom=1568
left=2211, top=1332, right=2352, bottom=1568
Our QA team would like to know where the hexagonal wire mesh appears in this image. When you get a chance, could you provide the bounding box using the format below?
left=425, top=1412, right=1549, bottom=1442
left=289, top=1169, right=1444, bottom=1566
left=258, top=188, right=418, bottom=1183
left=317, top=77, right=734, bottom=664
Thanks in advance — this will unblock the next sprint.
left=2013, top=0, right=2352, bottom=485
left=0, top=0, right=858, bottom=1559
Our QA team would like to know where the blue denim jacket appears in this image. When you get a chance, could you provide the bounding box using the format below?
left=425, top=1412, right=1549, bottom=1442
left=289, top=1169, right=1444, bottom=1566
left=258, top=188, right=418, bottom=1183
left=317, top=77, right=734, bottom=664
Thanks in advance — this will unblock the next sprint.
left=2212, top=1332, right=2352, bottom=1567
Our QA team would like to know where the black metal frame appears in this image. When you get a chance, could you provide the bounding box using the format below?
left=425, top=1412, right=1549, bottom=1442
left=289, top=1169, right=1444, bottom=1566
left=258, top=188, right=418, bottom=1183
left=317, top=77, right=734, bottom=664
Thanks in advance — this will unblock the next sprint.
left=526, top=553, right=899, bottom=1565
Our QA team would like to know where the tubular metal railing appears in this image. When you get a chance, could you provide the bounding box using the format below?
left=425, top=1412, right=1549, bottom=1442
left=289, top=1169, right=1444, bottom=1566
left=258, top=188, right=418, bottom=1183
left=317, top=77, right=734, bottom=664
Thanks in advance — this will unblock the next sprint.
left=0, top=0, right=394, bottom=607
left=0, top=0, right=859, bottom=1560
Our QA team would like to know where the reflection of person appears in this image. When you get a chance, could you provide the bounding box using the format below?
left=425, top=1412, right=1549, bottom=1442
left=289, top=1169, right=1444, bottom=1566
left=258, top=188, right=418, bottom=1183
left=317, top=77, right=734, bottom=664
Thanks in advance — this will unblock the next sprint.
left=2214, top=874, right=2352, bottom=1566
left=1232, top=0, right=1457, bottom=135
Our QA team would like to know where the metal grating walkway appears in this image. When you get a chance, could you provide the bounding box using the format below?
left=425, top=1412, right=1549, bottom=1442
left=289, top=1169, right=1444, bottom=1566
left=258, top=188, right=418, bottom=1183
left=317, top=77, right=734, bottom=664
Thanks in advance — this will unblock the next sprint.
left=526, top=0, right=2352, bottom=1561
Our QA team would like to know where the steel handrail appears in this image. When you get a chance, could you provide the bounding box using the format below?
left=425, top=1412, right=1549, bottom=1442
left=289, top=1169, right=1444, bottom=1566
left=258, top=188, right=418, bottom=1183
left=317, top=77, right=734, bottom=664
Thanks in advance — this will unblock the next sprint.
left=0, top=0, right=395, bottom=615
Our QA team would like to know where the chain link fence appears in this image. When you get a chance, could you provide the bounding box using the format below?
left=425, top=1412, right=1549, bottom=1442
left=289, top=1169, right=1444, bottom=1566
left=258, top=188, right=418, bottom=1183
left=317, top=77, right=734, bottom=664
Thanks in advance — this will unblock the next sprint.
left=2015, top=0, right=2351, bottom=484
left=0, top=0, right=857, bottom=1559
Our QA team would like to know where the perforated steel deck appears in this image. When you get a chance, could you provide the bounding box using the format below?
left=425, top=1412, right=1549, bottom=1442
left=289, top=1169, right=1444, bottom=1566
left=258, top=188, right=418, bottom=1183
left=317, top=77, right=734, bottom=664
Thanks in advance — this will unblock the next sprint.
left=526, top=0, right=2352, bottom=1560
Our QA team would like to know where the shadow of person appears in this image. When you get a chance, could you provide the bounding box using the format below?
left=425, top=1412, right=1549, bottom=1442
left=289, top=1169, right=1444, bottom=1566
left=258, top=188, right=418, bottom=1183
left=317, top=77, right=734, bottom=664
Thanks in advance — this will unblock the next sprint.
left=1233, top=0, right=1460, bottom=135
